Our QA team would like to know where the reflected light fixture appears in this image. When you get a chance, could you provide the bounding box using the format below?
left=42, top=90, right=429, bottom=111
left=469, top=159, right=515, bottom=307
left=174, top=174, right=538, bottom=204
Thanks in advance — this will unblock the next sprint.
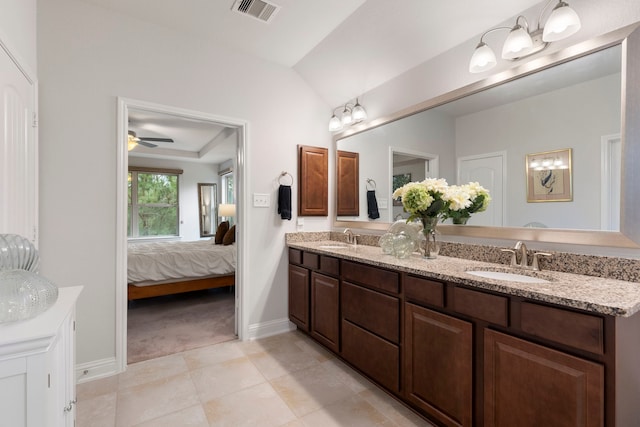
left=529, top=155, right=568, bottom=171
left=469, top=0, right=581, bottom=73
left=329, top=98, right=367, bottom=132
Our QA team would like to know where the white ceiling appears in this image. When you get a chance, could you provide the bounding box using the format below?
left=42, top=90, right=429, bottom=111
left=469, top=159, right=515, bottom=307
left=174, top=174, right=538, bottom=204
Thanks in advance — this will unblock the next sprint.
left=128, top=109, right=237, bottom=164
left=82, top=0, right=550, bottom=163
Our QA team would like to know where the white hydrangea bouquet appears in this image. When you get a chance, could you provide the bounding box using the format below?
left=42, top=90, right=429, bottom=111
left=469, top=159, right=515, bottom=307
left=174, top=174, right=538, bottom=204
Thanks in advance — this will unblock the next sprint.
left=392, top=178, right=449, bottom=223
left=392, top=179, right=491, bottom=225
left=441, top=182, right=491, bottom=224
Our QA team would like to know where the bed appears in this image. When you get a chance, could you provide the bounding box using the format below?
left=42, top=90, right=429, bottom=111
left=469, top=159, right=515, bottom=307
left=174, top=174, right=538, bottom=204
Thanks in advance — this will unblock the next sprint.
left=127, top=240, right=236, bottom=300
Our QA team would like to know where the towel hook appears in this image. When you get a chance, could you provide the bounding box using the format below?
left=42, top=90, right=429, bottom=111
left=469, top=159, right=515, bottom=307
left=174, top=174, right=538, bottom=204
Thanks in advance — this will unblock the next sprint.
left=279, top=171, right=293, bottom=186
left=366, top=178, right=376, bottom=191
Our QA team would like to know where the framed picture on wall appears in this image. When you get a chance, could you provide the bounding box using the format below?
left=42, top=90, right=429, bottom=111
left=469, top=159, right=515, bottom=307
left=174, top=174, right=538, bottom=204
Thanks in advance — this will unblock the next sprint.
left=392, top=173, right=411, bottom=206
left=526, top=148, right=573, bottom=202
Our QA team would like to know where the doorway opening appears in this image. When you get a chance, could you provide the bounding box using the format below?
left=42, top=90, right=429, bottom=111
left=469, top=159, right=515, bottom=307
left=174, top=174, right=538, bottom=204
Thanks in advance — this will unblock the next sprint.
left=116, top=98, right=247, bottom=371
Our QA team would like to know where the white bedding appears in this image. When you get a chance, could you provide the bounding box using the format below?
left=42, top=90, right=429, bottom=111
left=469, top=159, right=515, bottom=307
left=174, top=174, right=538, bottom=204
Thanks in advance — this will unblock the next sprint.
left=127, top=240, right=236, bottom=284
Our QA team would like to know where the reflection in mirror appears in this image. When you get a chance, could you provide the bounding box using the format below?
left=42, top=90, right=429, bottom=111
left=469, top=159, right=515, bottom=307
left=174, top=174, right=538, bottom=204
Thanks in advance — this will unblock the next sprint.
left=198, top=183, right=217, bottom=237
left=336, top=44, right=622, bottom=232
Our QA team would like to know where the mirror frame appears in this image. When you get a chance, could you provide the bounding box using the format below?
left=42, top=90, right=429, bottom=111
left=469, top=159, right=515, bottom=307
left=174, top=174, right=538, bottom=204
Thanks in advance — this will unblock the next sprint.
left=334, top=24, right=640, bottom=248
left=198, top=182, right=217, bottom=238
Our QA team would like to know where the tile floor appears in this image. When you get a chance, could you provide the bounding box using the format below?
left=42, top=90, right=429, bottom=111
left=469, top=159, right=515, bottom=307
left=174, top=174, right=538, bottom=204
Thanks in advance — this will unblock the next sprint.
left=77, top=330, right=434, bottom=427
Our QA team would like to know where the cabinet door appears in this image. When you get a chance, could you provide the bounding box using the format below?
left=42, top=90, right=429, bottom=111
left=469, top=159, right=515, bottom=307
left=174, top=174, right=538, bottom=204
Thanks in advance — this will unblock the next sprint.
left=298, top=145, right=328, bottom=216
left=336, top=150, right=359, bottom=216
left=484, top=329, right=604, bottom=427
left=0, top=46, right=37, bottom=241
left=289, top=264, right=310, bottom=331
left=310, top=272, right=340, bottom=353
left=404, top=303, right=473, bottom=427
left=45, top=309, right=76, bottom=427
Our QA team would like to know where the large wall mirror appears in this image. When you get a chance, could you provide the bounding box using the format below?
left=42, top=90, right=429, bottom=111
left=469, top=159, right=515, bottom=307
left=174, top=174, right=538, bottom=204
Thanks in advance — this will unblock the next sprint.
left=334, top=24, right=640, bottom=248
left=198, top=183, right=217, bottom=237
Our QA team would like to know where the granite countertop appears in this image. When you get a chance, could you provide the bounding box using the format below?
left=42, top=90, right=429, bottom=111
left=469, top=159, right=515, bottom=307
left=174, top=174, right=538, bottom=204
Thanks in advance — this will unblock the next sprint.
left=288, top=240, right=640, bottom=318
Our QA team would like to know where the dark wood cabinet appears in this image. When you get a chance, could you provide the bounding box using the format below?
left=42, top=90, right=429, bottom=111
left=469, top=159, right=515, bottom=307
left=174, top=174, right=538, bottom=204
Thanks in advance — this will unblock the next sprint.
left=288, top=249, right=624, bottom=426
left=404, top=302, right=473, bottom=427
left=484, top=329, right=604, bottom=427
left=336, top=150, right=359, bottom=216
left=288, top=264, right=309, bottom=332
left=298, top=145, right=328, bottom=216
left=310, top=272, right=340, bottom=353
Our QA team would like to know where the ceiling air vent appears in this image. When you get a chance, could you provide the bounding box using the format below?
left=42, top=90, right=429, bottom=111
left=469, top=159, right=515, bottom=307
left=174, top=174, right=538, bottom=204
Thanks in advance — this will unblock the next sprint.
left=232, top=0, right=280, bottom=23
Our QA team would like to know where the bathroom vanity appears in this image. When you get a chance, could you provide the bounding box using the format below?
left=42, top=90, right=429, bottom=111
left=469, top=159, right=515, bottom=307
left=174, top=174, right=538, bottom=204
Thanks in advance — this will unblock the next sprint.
left=288, top=241, right=640, bottom=427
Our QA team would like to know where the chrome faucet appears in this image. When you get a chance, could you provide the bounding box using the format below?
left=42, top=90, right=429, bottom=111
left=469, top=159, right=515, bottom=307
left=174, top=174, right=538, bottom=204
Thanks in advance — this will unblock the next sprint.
left=343, top=228, right=359, bottom=246
left=501, top=241, right=552, bottom=271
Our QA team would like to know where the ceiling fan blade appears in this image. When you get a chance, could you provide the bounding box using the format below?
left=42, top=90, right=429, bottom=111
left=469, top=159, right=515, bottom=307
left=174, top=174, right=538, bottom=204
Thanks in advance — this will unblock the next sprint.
left=137, top=140, right=158, bottom=148
left=139, top=137, right=174, bottom=143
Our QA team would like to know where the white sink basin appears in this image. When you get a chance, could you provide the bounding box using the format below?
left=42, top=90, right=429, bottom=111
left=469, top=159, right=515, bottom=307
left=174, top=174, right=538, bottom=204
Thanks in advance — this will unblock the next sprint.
left=466, top=270, right=550, bottom=284
left=318, top=244, right=349, bottom=249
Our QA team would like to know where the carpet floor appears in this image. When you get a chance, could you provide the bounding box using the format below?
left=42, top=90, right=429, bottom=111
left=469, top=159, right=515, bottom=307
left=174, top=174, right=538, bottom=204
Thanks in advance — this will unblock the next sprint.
left=127, top=287, right=236, bottom=364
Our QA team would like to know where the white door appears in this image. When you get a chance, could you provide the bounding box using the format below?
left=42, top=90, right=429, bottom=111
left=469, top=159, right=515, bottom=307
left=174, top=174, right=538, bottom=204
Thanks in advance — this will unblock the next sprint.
left=457, top=152, right=505, bottom=226
left=601, top=134, right=621, bottom=231
left=0, top=47, right=37, bottom=243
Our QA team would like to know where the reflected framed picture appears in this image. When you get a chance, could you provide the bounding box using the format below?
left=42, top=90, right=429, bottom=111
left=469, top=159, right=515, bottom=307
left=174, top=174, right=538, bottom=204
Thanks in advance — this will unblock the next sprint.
left=392, top=173, right=411, bottom=206
left=526, top=148, right=573, bottom=202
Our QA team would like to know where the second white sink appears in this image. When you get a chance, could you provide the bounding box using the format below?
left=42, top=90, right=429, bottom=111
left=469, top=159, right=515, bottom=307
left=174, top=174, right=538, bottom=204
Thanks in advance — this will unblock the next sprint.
left=466, top=270, right=550, bottom=284
left=318, top=244, right=350, bottom=249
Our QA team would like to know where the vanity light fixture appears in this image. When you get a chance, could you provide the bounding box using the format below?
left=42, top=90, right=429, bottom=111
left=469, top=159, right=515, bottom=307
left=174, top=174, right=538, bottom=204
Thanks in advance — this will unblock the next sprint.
left=329, top=98, right=367, bottom=132
left=469, top=0, right=581, bottom=73
left=529, top=155, right=568, bottom=171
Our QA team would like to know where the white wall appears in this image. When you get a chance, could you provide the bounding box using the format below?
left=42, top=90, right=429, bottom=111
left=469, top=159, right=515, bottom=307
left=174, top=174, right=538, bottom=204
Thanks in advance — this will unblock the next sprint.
left=128, top=157, right=224, bottom=241
left=0, top=0, right=37, bottom=73
left=37, top=0, right=331, bottom=368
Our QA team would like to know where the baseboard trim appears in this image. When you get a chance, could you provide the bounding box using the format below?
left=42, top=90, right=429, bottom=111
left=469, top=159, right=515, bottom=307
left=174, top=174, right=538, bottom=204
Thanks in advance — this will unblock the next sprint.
left=247, top=318, right=296, bottom=340
left=76, top=357, right=120, bottom=384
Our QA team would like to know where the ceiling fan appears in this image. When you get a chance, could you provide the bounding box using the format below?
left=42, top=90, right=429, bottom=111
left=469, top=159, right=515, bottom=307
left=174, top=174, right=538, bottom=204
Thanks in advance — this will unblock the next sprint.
left=128, top=130, right=174, bottom=150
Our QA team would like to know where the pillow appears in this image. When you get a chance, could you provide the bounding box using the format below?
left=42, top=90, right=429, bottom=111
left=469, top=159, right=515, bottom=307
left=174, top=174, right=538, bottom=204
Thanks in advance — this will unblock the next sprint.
left=214, top=221, right=229, bottom=244
left=223, top=225, right=236, bottom=245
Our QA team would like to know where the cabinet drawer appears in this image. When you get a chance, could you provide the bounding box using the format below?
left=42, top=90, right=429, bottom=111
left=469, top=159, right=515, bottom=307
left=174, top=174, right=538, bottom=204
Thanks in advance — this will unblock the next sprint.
left=289, top=248, right=302, bottom=265
left=404, top=275, right=444, bottom=308
left=342, top=281, right=399, bottom=343
left=453, top=287, right=508, bottom=326
left=320, top=255, right=339, bottom=277
left=342, top=320, right=400, bottom=393
left=521, top=302, right=604, bottom=355
left=342, top=260, right=399, bottom=294
left=302, top=252, right=319, bottom=270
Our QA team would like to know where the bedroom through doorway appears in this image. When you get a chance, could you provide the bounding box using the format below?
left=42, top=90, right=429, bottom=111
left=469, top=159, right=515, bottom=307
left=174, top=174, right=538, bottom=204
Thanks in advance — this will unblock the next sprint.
left=116, top=98, right=246, bottom=368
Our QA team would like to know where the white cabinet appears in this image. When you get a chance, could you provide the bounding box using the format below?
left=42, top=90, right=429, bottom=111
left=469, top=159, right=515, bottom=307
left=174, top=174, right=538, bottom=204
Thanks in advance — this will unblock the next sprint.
left=0, top=286, right=82, bottom=427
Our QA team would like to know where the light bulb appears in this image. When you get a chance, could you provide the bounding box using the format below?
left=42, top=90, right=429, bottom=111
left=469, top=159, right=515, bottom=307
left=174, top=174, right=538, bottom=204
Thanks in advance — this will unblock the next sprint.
left=469, top=42, right=497, bottom=73
left=502, top=25, right=533, bottom=59
left=543, top=1, right=581, bottom=42
left=328, top=114, right=342, bottom=132
left=352, top=100, right=367, bottom=122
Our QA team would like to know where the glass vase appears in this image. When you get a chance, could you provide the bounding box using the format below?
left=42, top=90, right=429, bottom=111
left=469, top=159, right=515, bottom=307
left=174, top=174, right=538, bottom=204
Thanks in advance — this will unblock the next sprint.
left=0, top=269, right=58, bottom=323
left=421, top=216, right=441, bottom=259
left=452, top=216, right=469, bottom=225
